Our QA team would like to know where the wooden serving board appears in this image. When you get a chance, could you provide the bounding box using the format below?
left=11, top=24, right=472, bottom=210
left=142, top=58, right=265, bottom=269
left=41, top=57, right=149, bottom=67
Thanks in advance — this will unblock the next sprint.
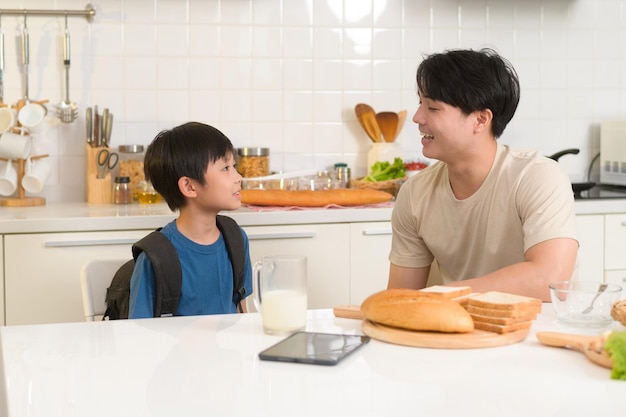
left=362, top=319, right=530, bottom=349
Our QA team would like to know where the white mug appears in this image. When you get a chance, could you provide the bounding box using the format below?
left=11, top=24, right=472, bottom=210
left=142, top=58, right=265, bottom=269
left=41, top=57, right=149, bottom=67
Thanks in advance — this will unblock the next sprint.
left=22, top=158, right=51, bottom=194
left=0, top=107, right=15, bottom=134
left=0, top=160, right=18, bottom=196
left=253, top=254, right=308, bottom=335
left=0, top=130, right=31, bottom=160
left=18, top=103, right=46, bottom=132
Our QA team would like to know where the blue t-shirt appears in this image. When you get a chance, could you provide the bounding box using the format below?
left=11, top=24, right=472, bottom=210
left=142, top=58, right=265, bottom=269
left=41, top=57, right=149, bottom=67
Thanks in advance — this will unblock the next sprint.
left=128, top=220, right=253, bottom=319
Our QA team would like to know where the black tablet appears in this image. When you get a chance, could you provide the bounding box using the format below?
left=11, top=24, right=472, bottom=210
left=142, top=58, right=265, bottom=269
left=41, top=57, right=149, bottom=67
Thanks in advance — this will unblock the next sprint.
left=258, top=331, right=370, bottom=366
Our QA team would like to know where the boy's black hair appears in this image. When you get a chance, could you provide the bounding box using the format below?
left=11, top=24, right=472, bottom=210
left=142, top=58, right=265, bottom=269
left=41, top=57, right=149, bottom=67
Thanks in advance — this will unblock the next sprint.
left=416, top=48, right=520, bottom=138
left=144, top=122, right=235, bottom=211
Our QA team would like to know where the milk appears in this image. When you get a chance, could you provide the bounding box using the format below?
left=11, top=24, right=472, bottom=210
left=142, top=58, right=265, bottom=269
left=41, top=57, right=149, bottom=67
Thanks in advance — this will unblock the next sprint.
left=261, top=290, right=308, bottom=334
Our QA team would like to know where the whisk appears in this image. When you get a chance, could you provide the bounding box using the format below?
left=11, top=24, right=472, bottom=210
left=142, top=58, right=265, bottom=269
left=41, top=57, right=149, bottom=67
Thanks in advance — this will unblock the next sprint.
left=57, top=15, right=78, bottom=123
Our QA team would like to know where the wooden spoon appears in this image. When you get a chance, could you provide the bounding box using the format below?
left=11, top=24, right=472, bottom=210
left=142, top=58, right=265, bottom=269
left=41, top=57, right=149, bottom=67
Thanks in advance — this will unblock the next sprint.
left=394, top=110, right=407, bottom=141
left=376, top=112, right=399, bottom=143
left=355, top=103, right=381, bottom=143
left=536, top=331, right=613, bottom=369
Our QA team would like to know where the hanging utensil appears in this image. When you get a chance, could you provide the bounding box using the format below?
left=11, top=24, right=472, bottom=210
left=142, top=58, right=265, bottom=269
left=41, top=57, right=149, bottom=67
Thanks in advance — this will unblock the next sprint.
left=17, top=14, right=47, bottom=129
left=355, top=103, right=381, bottom=143
left=376, top=112, right=399, bottom=143
left=57, top=14, right=78, bottom=123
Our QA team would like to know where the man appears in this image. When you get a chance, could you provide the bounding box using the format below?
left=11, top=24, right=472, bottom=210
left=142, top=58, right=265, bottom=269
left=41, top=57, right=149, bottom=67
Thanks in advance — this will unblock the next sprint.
left=388, top=48, right=578, bottom=301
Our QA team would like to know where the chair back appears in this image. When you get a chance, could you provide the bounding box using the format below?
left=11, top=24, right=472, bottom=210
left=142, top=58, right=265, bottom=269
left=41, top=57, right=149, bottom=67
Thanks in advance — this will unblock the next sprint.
left=80, top=259, right=128, bottom=321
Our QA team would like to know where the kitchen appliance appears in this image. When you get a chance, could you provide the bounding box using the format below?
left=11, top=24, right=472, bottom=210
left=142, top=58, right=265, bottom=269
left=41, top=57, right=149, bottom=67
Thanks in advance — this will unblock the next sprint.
left=600, top=120, right=626, bottom=186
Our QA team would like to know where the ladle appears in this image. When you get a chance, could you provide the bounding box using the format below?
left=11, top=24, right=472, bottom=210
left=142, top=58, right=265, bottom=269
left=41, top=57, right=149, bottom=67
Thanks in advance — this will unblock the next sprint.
left=57, top=14, right=78, bottom=123
left=395, top=110, right=407, bottom=141
left=536, top=331, right=613, bottom=369
left=17, top=15, right=47, bottom=126
left=376, top=111, right=399, bottom=143
left=354, top=103, right=381, bottom=143
left=0, top=12, right=5, bottom=104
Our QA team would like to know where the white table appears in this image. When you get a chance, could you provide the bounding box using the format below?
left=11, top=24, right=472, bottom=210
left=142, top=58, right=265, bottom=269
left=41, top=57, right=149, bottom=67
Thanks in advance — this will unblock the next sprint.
left=1, top=307, right=624, bottom=417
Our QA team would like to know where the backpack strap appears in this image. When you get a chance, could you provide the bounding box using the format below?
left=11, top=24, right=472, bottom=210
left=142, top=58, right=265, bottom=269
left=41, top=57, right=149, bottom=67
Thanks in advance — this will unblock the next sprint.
left=132, top=230, right=182, bottom=317
left=216, top=215, right=246, bottom=312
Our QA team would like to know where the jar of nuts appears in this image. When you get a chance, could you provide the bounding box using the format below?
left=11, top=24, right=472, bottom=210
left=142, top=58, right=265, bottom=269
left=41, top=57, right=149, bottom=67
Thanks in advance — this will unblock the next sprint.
left=236, top=147, right=269, bottom=178
left=118, top=145, right=145, bottom=201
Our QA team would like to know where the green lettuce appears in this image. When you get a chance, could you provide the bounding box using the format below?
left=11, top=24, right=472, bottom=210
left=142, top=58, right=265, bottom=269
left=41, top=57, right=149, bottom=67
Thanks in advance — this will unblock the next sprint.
left=605, top=330, right=626, bottom=380
left=364, top=158, right=406, bottom=182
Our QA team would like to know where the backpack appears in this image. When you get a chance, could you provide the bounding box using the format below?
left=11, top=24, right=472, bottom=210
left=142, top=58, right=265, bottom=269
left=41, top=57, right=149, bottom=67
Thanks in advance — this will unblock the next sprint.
left=103, top=215, right=246, bottom=320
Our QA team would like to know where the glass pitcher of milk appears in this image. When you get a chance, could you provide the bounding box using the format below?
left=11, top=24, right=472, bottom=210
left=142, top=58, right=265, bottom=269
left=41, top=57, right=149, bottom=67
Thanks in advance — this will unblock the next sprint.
left=253, top=255, right=308, bottom=335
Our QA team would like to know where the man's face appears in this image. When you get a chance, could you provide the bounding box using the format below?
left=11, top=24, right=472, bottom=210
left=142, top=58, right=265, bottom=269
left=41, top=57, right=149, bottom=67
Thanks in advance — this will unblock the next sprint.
left=413, top=94, right=476, bottom=162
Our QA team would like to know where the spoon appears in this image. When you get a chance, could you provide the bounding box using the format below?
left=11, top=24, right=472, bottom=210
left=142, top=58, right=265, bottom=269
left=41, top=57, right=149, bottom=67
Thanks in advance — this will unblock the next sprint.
left=394, top=110, right=407, bottom=141
left=57, top=15, right=78, bottom=123
left=376, top=112, right=399, bottom=143
left=582, top=283, right=608, bottom=314
left=354, top=103, right=381, bottom=143
left=536, top=331, right=613, bottom=369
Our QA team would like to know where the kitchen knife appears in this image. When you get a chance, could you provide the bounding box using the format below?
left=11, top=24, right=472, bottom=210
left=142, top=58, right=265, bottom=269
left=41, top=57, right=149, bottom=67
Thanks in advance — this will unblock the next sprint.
left=85, top=107, right=92, bottom=146
left=101, top=108, right=109, bottom=147
left=93, top=105, right=99, bottom=147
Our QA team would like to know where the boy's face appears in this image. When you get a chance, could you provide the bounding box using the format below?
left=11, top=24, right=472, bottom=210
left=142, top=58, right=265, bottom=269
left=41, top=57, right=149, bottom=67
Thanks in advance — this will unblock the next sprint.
left=194, top=152, right=242, bottom=212
left=413, top=94, right=478, bottom=162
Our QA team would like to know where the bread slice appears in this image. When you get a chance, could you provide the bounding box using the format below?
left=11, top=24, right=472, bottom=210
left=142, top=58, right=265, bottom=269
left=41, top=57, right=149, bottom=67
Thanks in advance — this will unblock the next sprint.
left=467, top=291, right=542, bottom=312
left=418, top=285, right=472, bottom=299
left=466, top=305, right=540, bottom=318
left=473, top=320, right=533, bottom=334
left=469, top=312, right=537, bottom=325
left=361, top=289, right=474, bottom=333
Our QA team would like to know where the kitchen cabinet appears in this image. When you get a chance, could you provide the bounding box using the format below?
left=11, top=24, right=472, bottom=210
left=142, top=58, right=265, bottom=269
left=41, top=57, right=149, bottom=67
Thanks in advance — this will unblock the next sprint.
left=4, top=230, right=151, bottom=325
left=349, top=222, right=392, bottom=305
left=575, top=215, right=605, bottom=281
left=604, top=214, right=626, bottom=270
left=245, top=224, right=351, bottom=309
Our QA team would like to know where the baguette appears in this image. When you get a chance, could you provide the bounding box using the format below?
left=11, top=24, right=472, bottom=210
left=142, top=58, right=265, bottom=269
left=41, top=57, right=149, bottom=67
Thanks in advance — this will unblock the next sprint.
left=467, top=291, right=542, bottom=312
left=361, top=289, right=474, bottom=333
left=465, top=305, right=540, bottom=318
left=473, top=320, right=532, bottom=334
left=240, top=189, right=393, bottom=207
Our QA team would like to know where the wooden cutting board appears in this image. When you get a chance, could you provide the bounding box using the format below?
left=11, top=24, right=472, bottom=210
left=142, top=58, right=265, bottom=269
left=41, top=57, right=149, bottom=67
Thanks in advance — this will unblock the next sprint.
left=333, top=305, right=530, bottom=349
left=362, top=320, right=530, bottom=349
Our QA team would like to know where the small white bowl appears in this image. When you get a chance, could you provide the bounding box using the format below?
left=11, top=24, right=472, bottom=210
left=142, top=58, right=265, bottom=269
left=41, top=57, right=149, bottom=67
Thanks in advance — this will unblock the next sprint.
left=549, top=281, right=622, bottom=328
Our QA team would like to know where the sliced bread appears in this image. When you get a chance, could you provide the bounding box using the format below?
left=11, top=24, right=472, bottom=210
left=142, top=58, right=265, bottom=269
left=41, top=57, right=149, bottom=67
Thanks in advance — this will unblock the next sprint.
left=467, top=291, right=542, bottom=312
left=418, top=285, right=472, bottom=299
left=469, top=312, right=537, bottom=325
left=466, top=305, right=541, bottom=318
left=473, top=320, right=533, bottom=334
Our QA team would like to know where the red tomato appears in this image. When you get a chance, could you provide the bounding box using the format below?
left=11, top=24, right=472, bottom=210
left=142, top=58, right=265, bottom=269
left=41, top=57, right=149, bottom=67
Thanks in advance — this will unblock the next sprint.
left=404, top=161, right=428, bottom=171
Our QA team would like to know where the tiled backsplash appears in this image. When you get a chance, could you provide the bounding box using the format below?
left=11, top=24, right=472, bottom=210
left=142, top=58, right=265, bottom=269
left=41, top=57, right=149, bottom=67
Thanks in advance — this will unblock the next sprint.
left=0, top=0, right=623, bottom=202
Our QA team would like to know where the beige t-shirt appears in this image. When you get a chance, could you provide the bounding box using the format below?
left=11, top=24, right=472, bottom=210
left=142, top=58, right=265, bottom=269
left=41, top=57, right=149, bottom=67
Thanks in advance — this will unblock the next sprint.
left=390, top=144, right=578, bottom=283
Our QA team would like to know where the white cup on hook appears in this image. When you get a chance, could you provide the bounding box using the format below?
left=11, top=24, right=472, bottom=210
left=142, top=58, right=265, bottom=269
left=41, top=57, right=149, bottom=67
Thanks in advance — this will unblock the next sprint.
left=22, top=157, right=51, bottom=194
left=0, top=107, right=16, bottom=134
left=0, top=129, right=31, bottom=160
left=0, top=160, right=18, bottom=196
left=18, top=103, right=46, bottom=133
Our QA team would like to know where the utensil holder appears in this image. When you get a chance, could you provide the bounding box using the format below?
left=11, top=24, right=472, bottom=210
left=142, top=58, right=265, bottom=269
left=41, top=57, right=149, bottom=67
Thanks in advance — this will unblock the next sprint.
left=86, top=145, right=112, bottom=204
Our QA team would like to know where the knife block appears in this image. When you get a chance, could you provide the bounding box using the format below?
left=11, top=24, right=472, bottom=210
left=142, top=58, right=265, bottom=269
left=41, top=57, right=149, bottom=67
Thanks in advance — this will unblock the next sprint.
left=86, top=145, right=112, bottom=204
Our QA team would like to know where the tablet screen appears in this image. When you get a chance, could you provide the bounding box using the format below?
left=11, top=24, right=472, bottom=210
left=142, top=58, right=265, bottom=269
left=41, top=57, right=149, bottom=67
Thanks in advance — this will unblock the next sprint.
left=258, top=331, right=370, bottom=366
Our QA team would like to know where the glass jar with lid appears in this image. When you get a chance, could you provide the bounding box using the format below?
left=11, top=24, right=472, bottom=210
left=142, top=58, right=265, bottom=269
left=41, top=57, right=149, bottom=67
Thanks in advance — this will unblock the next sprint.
left=118, top=145, right=145, bottom=201
left=236, top=147, right=270, bottom=178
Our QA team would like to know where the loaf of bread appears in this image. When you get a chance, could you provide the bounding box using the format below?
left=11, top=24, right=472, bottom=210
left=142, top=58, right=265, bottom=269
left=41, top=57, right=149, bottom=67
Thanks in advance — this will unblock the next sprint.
left=465, top=305, right=539, bottom=318
left=240, top=189, right=393, bottom=207
left=360, top=289, right=475, bottom=333
left=468, top=312, right=537, bottom=325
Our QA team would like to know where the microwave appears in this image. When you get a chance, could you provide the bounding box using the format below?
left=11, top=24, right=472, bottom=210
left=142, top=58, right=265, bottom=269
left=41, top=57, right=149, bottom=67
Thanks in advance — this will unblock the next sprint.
left=600, top=120, right=626, bottom=186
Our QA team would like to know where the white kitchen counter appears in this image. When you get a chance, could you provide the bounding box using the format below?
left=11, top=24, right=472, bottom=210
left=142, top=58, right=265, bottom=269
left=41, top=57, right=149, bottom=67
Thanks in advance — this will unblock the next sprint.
left=1, top=308, right=624, bottom=417
left=0, top=198, right=623, bottom=234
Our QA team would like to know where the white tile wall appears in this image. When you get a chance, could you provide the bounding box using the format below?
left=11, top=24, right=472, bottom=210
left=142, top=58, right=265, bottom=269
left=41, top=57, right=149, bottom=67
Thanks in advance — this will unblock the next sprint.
left=0, top=0, right=624, bottom=202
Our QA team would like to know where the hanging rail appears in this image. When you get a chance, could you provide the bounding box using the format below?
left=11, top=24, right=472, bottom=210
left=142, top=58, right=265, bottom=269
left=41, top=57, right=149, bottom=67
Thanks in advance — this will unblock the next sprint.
left=0, top=3, right=96, bottom=22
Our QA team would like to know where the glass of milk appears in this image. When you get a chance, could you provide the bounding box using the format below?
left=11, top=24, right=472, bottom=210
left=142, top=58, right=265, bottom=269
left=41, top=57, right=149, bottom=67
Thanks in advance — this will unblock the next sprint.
left=253, top=255, right=308, bottom=335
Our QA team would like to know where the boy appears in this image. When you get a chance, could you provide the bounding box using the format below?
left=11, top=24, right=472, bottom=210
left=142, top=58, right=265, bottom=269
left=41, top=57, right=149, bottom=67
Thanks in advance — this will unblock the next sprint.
left=129, top=122, right=252, bottom=318
left=388, top=49, right=578, bottom=301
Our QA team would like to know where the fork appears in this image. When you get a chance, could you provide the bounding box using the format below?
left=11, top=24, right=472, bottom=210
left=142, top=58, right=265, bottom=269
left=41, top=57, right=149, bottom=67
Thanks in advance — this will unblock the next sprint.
left=581, top=283, right=608, bottom=314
